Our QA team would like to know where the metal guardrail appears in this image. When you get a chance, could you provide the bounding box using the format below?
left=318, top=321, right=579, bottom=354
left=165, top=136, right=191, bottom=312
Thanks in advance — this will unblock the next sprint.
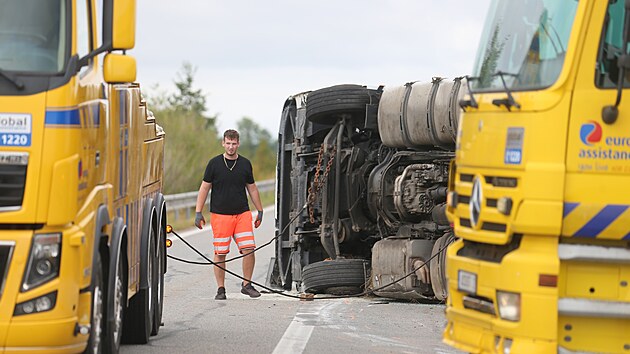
left=164, top=179, right=275, bottom=219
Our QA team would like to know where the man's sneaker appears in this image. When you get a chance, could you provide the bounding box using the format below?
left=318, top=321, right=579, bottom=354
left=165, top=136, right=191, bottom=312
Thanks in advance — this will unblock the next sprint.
left=215, top=286, right=227, bottom=300
left=241, top=283, right=261, bottom=298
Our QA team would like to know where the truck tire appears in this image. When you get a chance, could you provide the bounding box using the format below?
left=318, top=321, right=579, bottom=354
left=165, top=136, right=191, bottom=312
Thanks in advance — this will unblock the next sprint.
left=84, top=252, right=104, bottom=354
left=151, top=218, right=166, bottom=336
left=302, top=259, right=369, bottom=295
left=104, top=221, right=127, bottom=354
left=430, top=233, right=456, bottom=301
left=306, top=85, right=377, bottom=124
left=122, top=226, right=155, bottom=344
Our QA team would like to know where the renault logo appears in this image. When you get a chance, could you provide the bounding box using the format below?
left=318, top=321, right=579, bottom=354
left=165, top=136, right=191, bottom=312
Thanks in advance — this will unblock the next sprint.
left=470, top=177, right=482, bottom=228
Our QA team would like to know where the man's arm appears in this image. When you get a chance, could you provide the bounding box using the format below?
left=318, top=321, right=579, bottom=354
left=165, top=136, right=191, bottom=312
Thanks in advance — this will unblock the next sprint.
left=194, top=181, right=212, bottom=229
left=246, top=183, right=263, bottom=228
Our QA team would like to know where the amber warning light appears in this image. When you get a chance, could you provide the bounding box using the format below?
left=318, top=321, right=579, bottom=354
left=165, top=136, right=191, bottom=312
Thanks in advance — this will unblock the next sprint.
left=166, top=225, right=173, bottom=233
left=539, top=274, right=557, bottom=287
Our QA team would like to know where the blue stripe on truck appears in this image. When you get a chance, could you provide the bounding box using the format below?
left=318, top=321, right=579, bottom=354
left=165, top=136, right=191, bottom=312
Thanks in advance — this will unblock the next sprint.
left=45, top=109, right=80, bottom=126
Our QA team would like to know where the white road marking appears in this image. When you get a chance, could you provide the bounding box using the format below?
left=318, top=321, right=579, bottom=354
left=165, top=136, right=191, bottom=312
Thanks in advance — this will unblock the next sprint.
left=272, top=302, right=330, bottom=354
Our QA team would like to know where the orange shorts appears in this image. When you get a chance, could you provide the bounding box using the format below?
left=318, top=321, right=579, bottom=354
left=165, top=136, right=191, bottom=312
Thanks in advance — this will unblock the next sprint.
left=210, top=211, right=256, bottom=255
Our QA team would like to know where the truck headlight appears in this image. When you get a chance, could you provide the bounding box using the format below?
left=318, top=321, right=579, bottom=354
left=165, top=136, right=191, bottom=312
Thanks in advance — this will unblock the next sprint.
left=22, top=233, right=61, bottom=291
left=496, top=290, right=520, bottom=321
left=14, top=291, right=57, bottom=316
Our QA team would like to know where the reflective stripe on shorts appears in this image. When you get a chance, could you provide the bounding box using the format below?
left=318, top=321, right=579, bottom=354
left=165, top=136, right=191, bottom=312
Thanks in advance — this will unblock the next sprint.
left=210, top=211, right=256, bottom=255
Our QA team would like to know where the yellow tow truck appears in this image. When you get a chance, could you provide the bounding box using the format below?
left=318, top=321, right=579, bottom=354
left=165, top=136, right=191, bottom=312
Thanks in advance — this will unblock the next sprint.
left=0, top=0, right=166, bottom=352
left=445, top=0, right=630, bottom=353
left=444, top=0, right=630, bottom=353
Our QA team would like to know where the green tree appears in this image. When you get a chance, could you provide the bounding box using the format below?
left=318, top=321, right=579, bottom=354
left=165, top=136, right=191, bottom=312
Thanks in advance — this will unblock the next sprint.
left=236, top=117, right=277, bottom=180
left=237, top=117, right=272, bottom=158
left=168, top=62, right=216, bottom=127
left=148, top=62, right=221, bottom=194
left=253, top=139, right=276, bottom=180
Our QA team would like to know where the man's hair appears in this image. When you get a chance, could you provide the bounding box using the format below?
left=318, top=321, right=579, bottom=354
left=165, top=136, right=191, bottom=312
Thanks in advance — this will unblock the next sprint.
left=223, top=129, right=239, bottom=142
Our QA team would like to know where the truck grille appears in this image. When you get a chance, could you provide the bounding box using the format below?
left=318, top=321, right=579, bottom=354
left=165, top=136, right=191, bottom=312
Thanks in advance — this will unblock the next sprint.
left=463, top=295, right=496, bottom=316
left=456, top=235, right=522, bottom=263
left=0, top=152, right=28, bottom=210
left=0, top=243, right=15, bottom=298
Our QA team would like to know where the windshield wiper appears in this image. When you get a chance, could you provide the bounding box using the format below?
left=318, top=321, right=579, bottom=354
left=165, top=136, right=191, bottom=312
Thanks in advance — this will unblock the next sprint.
left=0, top=68, right=25, bottom=90
left=492, top=71, right=520, bottom=111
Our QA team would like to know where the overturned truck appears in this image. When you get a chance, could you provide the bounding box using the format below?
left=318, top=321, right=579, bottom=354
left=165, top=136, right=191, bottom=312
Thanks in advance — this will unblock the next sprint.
left=269, top=78, right=467, bottom=300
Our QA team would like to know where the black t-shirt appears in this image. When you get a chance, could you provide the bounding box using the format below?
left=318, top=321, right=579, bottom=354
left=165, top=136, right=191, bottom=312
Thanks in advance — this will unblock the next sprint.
left=203, top=154, right=255, bottom=215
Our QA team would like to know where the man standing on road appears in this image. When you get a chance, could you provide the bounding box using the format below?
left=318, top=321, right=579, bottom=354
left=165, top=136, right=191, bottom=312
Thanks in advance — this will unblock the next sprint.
left=194, top=129, right=264, bottom=300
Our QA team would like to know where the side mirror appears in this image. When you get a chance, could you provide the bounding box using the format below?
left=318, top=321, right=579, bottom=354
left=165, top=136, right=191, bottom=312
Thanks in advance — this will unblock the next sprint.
left=112, top=0, right=136, bottom=50
left=103, top=53, right=136, bottom=83
left=79, top=0, right=136, bottom=67
left=602, top=0, right=630, bottom=124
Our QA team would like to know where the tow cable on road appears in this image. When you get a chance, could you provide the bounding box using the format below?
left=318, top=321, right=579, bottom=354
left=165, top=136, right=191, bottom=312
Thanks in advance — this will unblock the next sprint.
left=164, top=204, right=451, bottom=301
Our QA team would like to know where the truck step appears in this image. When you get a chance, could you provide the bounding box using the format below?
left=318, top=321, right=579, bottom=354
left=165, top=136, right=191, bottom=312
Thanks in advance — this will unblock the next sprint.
left=558, top=243, right=630, bottom=263
left=558, top=298, right=630, bottom=318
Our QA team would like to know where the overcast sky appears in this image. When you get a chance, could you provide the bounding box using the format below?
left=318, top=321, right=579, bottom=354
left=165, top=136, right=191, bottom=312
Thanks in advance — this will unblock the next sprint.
left=134, top=0, right=492, bottom=136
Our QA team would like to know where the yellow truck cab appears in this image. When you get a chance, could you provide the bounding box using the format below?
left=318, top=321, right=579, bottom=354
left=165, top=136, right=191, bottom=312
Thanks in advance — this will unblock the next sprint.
left=445, top=0, right=630, bottom=353
left=0, top=0, right=166, bottom=353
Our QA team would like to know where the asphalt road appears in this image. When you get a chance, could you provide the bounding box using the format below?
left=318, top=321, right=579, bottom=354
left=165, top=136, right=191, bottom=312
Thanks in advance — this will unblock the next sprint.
left=121, top=207, right=462, bottom=354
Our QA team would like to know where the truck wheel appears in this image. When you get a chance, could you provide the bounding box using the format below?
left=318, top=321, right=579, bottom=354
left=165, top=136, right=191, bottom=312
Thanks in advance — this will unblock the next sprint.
left=306, top=85, right=377, bottom=124
left=430, top=233, right=456, bottom=301
left=151, top=222, right=166, bottom=336
left=302, top=259, right=369, bottom=295
left=104, top=246, right=126, bottom=353
left=122, top=227, right=155, bottom=344
left=84, top=252, right=104, bottom=354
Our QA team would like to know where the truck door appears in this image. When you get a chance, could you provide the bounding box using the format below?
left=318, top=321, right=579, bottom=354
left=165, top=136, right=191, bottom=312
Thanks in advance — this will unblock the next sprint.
left=564, top=0, right=630, bottom=241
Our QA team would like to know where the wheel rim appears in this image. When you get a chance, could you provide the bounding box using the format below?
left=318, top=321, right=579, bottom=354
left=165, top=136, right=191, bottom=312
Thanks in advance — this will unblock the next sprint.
left=148, top=230, right=154, bottom=314
left=91, top=283, right=103, bottom=353
left=113, top=262, right=124, bottom=346
left=157, top=239, right=163, bottom=306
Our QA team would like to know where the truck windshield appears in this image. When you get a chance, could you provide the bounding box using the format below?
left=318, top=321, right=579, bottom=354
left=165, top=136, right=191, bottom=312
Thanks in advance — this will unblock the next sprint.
left=0, top=0, right=67, bottom=73
left=472, top=0, right=578, bottom=92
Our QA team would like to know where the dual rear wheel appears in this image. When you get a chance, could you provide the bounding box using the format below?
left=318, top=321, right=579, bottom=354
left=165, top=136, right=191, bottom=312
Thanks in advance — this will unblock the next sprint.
left=122, top=217, right=166, bottom=344
left=85, top=213, right=167, bottom=353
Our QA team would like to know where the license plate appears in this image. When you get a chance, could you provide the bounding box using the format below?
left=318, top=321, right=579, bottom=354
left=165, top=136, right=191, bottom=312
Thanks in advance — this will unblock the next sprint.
left=458, top=270, right=477, bottom=295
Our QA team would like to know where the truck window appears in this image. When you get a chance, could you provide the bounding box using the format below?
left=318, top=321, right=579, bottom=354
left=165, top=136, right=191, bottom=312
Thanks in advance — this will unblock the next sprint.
left=596, top=0, right=628, bottom=88
left=94, top=0, right=103, bottom=49
left=472, top=0, right=578, bottom=92
left=0, top=0, right=68, bottom=73
left=76, top=0, right=91, bottom=59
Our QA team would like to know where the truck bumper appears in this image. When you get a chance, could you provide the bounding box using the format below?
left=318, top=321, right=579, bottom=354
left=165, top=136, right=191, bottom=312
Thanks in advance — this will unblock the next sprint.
left=444, top=307, right=556, bottom=354
left=444, top=236, right=559, bottom=354
left=3, top=316, right=86, bottom=353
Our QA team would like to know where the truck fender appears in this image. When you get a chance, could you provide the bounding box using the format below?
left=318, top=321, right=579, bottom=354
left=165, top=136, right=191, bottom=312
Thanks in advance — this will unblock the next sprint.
left=92, top=204, right=110, bottom=280
left=139, top=197, right=156, bottom=290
